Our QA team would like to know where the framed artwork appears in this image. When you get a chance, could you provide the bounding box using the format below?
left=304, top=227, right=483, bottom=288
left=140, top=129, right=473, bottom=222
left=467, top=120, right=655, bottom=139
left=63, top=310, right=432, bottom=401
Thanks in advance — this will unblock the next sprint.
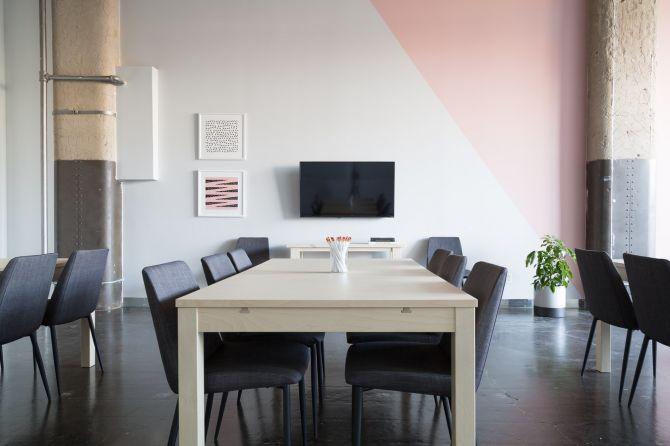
left=197, top=170, right=246, bottom=217
left=198, top=113, right=246, bottom=160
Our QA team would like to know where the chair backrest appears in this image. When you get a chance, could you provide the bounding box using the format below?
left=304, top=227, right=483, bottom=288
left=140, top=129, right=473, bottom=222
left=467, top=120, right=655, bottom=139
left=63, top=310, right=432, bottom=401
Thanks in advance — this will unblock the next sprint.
left=575, top=249, right=637, bottom=329
left=427, top=249, right=452, bottom=275
left=142, top=261, right=221, bottom=393
left=0, top=253, right=58, bottom=344
left=43, top=249, right=109, bottom=325
left=235, top=237, right=270, bottom=266
left=201, top=253, right=237, bottom=285
left=624, top=253, right=670, bottom=345
left=228, top=248, right=253, bottom=273
left=442, top=261, right=507, bottom=389
left=439, top=254, right=467, bottom=287
left=427, top=237, right=463, bottom=265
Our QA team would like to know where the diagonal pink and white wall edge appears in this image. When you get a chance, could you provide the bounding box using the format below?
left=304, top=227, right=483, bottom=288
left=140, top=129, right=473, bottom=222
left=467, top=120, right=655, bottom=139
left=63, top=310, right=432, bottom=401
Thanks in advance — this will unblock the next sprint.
left=369, top=0, right=587, bottom=298
left=119, top=0, right=588, bottom=301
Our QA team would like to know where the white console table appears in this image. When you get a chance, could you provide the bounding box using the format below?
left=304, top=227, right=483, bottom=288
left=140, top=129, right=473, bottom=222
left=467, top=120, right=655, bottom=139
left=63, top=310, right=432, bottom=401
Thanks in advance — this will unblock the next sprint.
left=287, top=242, right=404, bottom=259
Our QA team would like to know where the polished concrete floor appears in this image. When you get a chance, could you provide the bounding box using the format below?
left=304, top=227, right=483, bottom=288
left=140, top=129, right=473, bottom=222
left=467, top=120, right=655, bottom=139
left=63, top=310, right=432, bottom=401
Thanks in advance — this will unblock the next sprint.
left=0, top=307, right=668, bottom=445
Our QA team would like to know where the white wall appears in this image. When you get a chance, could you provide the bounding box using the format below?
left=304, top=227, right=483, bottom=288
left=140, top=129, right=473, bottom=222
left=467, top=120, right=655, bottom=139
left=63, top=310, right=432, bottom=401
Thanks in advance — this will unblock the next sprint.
left=3, top=0, right=42, bottom=257
left=120, top=0, right=538, bottom=300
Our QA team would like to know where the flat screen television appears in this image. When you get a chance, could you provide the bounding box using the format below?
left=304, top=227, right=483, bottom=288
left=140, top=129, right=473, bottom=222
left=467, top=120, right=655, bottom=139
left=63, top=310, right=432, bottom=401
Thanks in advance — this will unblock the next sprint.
left=300, top=161, right=395, bottom=217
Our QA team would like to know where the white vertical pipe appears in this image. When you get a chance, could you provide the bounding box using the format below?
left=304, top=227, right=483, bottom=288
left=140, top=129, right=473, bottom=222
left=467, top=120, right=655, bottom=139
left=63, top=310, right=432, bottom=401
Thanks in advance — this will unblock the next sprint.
left=39, top=0, right=48, bottom=254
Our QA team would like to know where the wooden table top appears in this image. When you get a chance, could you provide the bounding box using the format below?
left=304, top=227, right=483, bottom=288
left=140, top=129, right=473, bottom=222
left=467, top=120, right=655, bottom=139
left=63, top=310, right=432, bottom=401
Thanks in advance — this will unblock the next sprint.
left=0, top=257, right=68, bottom=272
left=177, top=258, right=477, bottom=309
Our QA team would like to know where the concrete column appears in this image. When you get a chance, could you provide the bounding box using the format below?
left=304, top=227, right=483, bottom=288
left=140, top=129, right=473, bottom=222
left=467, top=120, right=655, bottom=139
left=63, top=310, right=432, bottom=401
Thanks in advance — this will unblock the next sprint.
left=52, top=0, right=122, bottom=309
left=586, top=0, right=656, bottom=257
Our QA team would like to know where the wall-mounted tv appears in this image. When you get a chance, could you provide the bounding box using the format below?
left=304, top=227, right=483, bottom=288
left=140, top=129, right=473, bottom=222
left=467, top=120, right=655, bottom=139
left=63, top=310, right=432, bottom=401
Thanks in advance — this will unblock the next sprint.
left=300, top=161, right=395, bottom=217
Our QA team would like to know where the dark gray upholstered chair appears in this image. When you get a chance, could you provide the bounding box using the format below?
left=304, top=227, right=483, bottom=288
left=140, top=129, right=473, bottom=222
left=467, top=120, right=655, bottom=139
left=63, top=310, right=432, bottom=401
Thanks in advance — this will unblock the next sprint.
left=427, top=248, right=452, bottom=275
left=201, top=253, right=237, bottom=286
left=0, top=254, right=58, bottom=402
left=235, top=237, right=270, bottom=266
left=623, top=253, right=670, bottom=407
left=427, top=236, right=470, bottom=279
left=227, top=248, right=253, bottom=273
left=345, top=261, right=507, bottom=445
left=439, top=254, right=468, bottom=287
left=225, top=247, right=326, bottom=438
left=142, top=261, right=310, bottom=445
left=427, top=237, right=463, bottom=263
left=346, top=332, right=441, bottom=344
left=575, top=249, right=646, bottom=403
left=42, top=249, right=108, bottom=396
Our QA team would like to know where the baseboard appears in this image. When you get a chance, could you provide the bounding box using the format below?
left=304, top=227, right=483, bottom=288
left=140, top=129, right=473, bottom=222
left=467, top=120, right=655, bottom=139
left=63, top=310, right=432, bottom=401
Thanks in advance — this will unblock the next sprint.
left=503, top=298, right=581, bottom=310
left=503, top=299, right=532, bottom=308
left=123, top=297, right=149, bottom=308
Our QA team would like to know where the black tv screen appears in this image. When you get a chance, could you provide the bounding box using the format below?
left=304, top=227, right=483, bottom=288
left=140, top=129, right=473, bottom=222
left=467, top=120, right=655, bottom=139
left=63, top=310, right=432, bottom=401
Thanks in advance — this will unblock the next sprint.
left=300, top=162, right=395, bottom=217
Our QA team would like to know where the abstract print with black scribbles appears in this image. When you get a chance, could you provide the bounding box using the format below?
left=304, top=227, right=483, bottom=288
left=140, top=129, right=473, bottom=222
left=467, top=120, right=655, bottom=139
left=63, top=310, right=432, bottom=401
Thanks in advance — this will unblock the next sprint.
left=205, top=177, right=239, bottom=209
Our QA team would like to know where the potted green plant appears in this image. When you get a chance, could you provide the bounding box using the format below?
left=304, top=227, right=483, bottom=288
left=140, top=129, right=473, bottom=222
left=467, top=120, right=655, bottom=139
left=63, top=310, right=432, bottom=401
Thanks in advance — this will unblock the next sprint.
left=525, top=235, right=576, bottom=318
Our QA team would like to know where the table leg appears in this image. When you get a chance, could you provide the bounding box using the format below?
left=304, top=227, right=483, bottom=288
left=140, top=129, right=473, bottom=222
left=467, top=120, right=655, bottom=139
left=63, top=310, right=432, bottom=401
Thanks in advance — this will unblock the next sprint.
left=290, top=248, right=300, bottom=259
left=595, top=320, right=611, bottom=373
left=179, top=307, right=205, bottom=446
left=390, top=247, right=400, bottom=259
left=80, top=313, right=95, bottom=368
left=451, top=307, right=476, bottom=445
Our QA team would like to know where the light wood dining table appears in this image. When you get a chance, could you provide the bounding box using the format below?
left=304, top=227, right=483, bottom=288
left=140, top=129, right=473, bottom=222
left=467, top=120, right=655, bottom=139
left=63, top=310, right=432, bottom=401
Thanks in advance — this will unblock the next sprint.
left=0, top=257, right=97, bottom=368
left=587, top=259, right=628, bottom=373
left=176, top=258, right=478, bottom=445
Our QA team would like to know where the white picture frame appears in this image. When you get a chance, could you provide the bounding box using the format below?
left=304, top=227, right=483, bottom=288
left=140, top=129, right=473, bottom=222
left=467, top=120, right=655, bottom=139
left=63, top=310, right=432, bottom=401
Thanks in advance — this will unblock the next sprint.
left=198, top=113, right=246, bottom=160
left=197, top=170, right=246, bottom=217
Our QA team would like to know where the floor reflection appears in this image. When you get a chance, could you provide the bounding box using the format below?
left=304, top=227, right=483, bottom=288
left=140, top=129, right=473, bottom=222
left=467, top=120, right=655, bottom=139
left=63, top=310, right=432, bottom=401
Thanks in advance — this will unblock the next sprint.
left=0, top=307, right=667, bottom=445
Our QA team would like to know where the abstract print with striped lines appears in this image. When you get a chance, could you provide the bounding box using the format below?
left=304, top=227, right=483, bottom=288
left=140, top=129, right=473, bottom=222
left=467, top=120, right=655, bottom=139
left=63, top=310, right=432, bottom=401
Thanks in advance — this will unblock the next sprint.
left=204, top=177, right=239, bottom=209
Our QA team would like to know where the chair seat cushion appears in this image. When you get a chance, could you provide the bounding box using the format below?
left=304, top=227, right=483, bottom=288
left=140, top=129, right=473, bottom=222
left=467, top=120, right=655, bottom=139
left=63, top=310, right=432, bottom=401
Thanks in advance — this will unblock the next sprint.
left=345, top=342, right=451, bottom=396
left=205, top=341, right=309, bottom=393
left=346, top=332, right=441, bottom=344
left=225, top=332, right=325, bottom=346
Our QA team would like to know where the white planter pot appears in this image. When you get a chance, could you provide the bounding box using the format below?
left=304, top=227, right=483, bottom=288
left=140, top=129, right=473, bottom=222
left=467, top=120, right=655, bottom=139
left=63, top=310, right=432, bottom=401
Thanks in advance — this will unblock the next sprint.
left=533, top=286, right=566, bottom=318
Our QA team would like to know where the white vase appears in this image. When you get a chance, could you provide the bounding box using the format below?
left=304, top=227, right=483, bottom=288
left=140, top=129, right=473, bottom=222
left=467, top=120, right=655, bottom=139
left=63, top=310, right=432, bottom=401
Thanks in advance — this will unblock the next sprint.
left=330, top=245, right=349, bottom=273
left=533, top=286, right=566, bottom=318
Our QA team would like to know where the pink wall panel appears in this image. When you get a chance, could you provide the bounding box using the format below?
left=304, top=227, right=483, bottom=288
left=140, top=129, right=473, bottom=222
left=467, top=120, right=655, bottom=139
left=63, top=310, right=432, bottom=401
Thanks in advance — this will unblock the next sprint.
left=371, top=0, right=587, bottom=249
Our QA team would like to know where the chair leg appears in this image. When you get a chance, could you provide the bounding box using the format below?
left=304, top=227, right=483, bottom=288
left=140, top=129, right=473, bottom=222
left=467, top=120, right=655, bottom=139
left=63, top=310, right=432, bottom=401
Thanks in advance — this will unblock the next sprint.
left=30, top=332, right=51, bottom=402
left=204, top=393, right=213, bottom=437
left=283, top=384, right=292, bottom=446
left=87, top=315, right=104, bottom=373
left=316, top=343, right=324, bottom=406
left=168, top=401, right=179, bottom=446
left=319, top=339, right=326, bottom=380
left=310, top=344, right=319, bottom=439
left=299, top=379, right=307, bottom=446
left=628, top=335, right=650, bottom=407
left=49, top=326, right=62, bottom=396
left=618, top=329, right=633, bottom=404
left=441, top=396, right=452, bottom=439
left=237, top=389, right=243, bottom=404
left=433, top=395, right=440, bottom=407
left=653, top=340, right=657, bottom=379
left=581, top=318, right=598, bottom=376
left=352, top=385, right=363, bottom=446
left=214, top=391, right=228, bottom=440
left=0, top=345, right=3, bottom=373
